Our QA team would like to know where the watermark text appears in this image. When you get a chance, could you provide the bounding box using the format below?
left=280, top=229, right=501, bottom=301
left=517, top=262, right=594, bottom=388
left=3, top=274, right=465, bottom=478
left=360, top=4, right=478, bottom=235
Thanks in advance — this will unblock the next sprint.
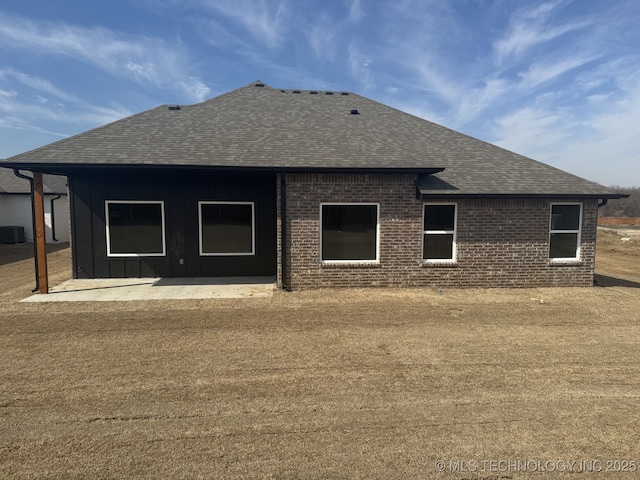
left=434, top=459, right=636, bottom=474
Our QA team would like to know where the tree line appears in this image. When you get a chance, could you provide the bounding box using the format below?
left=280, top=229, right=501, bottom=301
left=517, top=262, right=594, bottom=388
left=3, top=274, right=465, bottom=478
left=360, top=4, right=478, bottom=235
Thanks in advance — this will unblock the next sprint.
left=599, top=186, right=640, bottom=217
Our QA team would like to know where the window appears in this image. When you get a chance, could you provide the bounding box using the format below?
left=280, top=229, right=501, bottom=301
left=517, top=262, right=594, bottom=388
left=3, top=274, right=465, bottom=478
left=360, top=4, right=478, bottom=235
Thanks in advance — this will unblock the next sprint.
left=106, top=201, right=166, bottom=257
left=199, top=202, right=255, bottom=256
left=549, top=203, right=582, bottom=261
left=423, top=204, right=457, bottom=262
left=321, top=203, right=379, bottom=262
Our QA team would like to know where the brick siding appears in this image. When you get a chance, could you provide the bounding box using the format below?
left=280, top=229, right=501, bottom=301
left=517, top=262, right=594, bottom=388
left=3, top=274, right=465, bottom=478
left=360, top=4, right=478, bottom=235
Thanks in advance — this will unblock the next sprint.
left=282, top=173, right=597, bottom=289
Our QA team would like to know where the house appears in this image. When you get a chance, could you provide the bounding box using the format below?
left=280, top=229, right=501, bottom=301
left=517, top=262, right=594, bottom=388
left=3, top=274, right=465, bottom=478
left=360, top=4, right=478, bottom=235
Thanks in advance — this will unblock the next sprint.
left=0, top=81, right=626, bottom=290
left=0, top=167, right=69, bottom=243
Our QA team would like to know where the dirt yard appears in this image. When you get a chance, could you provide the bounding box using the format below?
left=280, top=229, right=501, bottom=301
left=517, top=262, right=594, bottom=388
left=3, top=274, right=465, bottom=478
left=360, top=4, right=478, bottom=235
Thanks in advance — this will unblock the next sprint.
left=0, top=233, right=639, bottom=479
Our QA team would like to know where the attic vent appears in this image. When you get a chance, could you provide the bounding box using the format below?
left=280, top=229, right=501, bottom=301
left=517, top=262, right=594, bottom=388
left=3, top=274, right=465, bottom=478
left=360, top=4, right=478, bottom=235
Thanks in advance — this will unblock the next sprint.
left=255, top=82, right=265, bottom=87
left=325, top=91, right=334, bottom=95
left=350, top=109, right=359, bottom=115
left=293, top=90, right=301, bottom=94
left=310, top=91, right=318, bottom=94
left=168, top=105, right=181, bottom=111
left=341, top=92, right=350, bottom=96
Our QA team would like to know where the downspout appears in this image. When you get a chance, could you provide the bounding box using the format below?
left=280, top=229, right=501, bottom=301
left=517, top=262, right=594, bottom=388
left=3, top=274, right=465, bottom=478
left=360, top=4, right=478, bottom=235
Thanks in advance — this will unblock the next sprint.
left=13, top=169, right=39, bottom=293
left=597, top=199, right=608, bottom=226
left=594, top=198, right=610, bottom=287
left=50, top=194, right=62, bottom=242
left=280, top=173, right=289, bottom=291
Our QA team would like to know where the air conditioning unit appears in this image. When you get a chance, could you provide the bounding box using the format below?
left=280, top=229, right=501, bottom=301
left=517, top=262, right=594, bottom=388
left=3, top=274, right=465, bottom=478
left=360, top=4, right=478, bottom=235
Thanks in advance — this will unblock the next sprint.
left=0, top=226, right=26, bottom=244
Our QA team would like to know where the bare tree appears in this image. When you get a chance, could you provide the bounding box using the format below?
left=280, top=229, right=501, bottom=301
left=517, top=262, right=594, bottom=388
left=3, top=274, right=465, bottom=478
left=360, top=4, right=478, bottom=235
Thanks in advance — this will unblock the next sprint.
left=600, top=186, right=640, bottom=217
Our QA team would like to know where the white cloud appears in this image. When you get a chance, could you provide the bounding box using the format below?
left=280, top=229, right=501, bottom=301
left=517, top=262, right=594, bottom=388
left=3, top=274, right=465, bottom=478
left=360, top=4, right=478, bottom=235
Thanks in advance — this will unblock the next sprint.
left=395, top=59, right=506, bottom=125
left=494, top=106, right=572, bottom=157
left=348, top=43, right=375, bottom=91
left=517, top=53, right=601, bottom=91
left=586, top=93, right=612, bottom=103
left=494, top=1, right=592, bottom=64
left=179, top=78, right=212, bottom=104
left=0, top=68, right=78, bottom=102
left=0, top=14, right=210, bottom=102
left=0, top=88, right=17, bottom=97
left=124, top=61, right=158, bottom=85
left=347, top=0, right=364, bottom=22
left=492, top=83, right=640, bottom=187
left=0, top=91, right=131, bottom=126
left=393, top=52, right=461, bottom=110
left=0, top=65, right=134, bottom=149
left=308, top=15, right=341, bottom=61
left=387, top=99, right=446, bottom=127
left=0, top=115, right=68, bottom=138
left=198, top=0, right=289, bottom=49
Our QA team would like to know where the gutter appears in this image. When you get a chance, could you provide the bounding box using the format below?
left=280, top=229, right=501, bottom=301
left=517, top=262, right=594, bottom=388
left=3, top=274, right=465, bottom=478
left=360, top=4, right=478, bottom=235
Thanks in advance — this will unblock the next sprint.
left=417, top=192, right=630, bottom=200
left=0, top=162, right=446, bottom=177
left=50, top=194, right=61, bottom=242
left=12, top=169, right=39, bottom=293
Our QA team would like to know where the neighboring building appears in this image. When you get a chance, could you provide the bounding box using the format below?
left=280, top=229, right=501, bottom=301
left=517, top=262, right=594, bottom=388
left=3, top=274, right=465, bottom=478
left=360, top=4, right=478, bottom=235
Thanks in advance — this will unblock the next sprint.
left=0, top=167, right=69, bottom=243
left=0, top=81, right=626, bottom=288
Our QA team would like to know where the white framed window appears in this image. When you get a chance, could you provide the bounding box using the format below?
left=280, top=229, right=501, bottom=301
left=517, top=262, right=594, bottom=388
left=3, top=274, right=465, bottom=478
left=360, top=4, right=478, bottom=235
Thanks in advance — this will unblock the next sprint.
left=423, top=203, right=457, bottom=263
left=105, top=201, right=166, bottom=257
left=549, top=203, right=582, bottom=262
left=320, top=203, right=380, bottom=263
left=199, top=201, right=255, bottom=256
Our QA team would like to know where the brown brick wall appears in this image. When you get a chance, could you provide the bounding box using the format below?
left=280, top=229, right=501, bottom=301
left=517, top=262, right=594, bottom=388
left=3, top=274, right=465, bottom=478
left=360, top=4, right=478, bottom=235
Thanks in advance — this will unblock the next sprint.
left=283, top=173, right=598, bottom=289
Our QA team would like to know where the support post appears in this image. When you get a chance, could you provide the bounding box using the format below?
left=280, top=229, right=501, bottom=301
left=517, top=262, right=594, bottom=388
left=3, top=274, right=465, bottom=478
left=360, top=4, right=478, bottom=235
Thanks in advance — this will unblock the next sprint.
left=33, top=172, right=49, bottom=294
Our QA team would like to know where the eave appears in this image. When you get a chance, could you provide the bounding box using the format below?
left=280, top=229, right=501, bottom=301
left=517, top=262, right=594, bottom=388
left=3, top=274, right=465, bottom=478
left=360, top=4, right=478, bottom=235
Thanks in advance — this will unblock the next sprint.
left=418, top=192, right=630, bottom=200
left=0, top=162, right=446, bottom=177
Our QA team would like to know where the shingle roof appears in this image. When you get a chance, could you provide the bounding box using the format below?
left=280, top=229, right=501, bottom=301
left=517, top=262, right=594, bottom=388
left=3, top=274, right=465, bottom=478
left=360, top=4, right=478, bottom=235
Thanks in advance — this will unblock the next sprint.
left=0, top=167, right=67, bottom=194
left=0, top=80, right=621, bottom=197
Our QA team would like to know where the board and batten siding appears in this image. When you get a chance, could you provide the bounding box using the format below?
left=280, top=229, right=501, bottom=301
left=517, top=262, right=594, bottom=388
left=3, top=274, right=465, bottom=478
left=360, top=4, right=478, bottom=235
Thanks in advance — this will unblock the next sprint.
left=69, top=172, right=277, bottom=278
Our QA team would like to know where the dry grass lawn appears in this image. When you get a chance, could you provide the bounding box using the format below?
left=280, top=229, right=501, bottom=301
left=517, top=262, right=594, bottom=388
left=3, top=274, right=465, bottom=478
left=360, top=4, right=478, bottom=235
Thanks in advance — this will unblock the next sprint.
left=1, top=232, right=639, bottom=479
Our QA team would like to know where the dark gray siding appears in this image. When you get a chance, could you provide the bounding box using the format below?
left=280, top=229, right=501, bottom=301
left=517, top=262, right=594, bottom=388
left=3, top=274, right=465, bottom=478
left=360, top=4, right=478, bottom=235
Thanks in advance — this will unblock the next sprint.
left=70, top=171, right=276, bottom=278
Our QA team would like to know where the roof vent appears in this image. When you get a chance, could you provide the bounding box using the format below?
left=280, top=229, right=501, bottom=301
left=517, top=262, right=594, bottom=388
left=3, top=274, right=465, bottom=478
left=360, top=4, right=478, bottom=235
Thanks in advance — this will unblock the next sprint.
left=341, top=92, right=350, bottom=96
left=350, top=109, right=359, bottom=115
left=310, top=91, right=318, bottom=94
left=293, top=90, right=301, bottom=94
left=325, top=91, right=334, bottom=95
left=255, top=82, right=265, bottom=87
left=168, top=105, right=181, bottom=111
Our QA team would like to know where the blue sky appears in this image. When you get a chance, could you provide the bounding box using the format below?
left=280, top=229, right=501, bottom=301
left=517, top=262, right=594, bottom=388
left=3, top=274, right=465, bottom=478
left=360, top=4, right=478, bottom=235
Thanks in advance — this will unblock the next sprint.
left=1, top=0, right=639, bottom=187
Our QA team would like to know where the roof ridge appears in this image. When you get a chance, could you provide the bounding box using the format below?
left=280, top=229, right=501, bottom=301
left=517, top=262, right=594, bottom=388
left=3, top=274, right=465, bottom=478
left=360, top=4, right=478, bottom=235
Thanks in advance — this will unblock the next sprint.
left=180, top=80, right=274, bottom=108
left=277, top=87, right=352, bottom=94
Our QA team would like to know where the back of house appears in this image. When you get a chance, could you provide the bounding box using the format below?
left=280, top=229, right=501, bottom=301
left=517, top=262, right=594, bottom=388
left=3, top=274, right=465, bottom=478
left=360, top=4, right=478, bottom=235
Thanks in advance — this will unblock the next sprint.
left=0, top=81, right=626, bottom=289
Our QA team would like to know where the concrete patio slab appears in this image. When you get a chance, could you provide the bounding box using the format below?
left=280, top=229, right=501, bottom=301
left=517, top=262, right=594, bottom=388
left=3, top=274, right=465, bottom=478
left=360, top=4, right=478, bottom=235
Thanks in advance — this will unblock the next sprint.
left=21, top=277, right=276, bottom=302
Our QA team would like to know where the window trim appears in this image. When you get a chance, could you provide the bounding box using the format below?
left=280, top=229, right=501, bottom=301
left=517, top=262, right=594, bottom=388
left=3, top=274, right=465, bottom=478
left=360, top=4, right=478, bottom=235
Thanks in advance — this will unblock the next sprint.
left=105, top=200, right=166, bottom=257
left=422, top=203, right=458, bottom=263
left=198, top=201, right=256, bottom=256
left=320, top=202, right=380, bottom=264
left=549, top=202, right=582, bottom=263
